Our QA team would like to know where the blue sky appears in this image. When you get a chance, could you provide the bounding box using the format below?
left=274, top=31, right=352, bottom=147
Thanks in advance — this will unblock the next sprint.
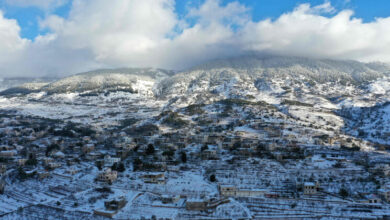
left=1, top=0, right=390, bottom=40
left=179, top=0, right=390, bottom=23
left=0, top=0, right=72, bottom=39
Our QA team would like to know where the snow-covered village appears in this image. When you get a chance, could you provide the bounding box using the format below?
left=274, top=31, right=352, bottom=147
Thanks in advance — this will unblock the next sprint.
left=0, top=56, right=390, bottom=219
left=2, top=0, right=390, bottom=219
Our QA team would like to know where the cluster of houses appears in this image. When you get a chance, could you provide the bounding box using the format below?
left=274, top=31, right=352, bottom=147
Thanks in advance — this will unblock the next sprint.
left=1, top=107, right=390, bottom=219
left=94, top=196, right=128, bottom=218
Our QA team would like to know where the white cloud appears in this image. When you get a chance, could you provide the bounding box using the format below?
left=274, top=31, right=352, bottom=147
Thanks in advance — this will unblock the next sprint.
left=40, top=0, right=178, bottom=67
left=312, top=1, right=336, bottom=14
left=37, top=0, right=244, bottom=71
left=188, top=0, right=249, bottom=26
left=0, top=11, right=29, bottom=75
left=0, top=11, right=28, bottom=52
left=2, top=0, right=390, bottom=77
left=239, top=3, right=390, bottom=62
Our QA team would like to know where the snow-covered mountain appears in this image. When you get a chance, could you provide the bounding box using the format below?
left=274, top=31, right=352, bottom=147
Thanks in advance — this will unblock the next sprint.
left=3, top=56, right=390, bottom=219
left=0, top=77, right=57, bottom=94
left=156, top=56, right=390, bottom=105
left=0, top=68, right=174, bottom=96
left=43, top=68, right=174, bottom=95
left=1, top=55, right=390, bottom=144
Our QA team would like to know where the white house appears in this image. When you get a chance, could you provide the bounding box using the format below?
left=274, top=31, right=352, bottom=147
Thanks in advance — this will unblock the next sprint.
left=104, top=155, right=121, bottom=167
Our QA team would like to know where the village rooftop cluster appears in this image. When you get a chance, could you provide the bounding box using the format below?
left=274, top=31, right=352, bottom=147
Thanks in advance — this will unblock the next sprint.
left=1, top=95, right=390, bottom=219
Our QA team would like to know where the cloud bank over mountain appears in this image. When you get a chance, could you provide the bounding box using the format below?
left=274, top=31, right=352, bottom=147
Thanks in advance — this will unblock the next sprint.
left=1, top=0, right=390, bottom=77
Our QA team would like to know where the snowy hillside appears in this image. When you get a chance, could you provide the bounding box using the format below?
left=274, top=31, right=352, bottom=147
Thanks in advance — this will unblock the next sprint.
left=1, top=56, right=390, bottom=144
left=190, top=56, right=389, bottom=83
left=3, top=56, right=390, bottom=219
left=43, top=68, right=173, bottom=95
left=156, top=56, right=390, bottom=106
left=0, top=77, right=56, bottom=95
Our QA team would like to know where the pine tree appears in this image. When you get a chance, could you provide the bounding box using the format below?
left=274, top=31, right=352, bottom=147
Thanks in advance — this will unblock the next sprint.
left=146, top=144, right=155, bottom=155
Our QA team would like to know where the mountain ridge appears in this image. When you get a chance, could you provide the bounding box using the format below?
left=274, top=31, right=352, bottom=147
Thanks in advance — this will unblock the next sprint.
left=1, top=56, right=390, bottom=98
left=1, top=55, right=390, bottom=145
